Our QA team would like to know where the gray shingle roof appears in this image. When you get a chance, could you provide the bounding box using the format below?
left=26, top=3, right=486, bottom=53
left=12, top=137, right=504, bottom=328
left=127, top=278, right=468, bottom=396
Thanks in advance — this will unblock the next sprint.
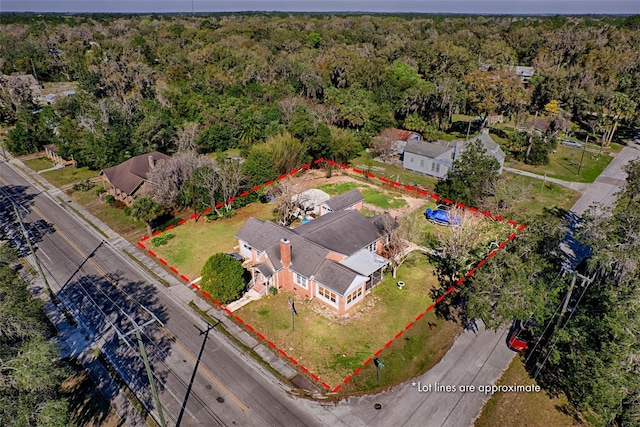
left=314, top=259, right=366, bottom=296
left=404, top=140, right=455, bottom=159
left=266, top=233, right=330, bottom=278
left=324, top=189, right=364, bottom=211
left=235, top=218, right=297, bottom=253
left=101, top=151, right=170, bottom=196
left=295, top=210, right=385, bottom=256
left=463, top=133, right=506, bottom=162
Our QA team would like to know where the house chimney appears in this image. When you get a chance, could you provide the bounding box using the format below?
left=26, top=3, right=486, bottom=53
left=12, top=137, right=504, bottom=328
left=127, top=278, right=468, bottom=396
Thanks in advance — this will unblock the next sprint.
left=148, top=155, right=155, bottom=169
left=280, top=238, right=291, bottom=267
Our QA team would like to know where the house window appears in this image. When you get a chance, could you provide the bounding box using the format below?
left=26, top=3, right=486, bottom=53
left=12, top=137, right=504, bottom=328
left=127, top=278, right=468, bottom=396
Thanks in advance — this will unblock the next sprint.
left=366, top=242, right=377, bottom=252
left=318, top=285, right=337, bottom=304
left=346, top=287, right=363, bottom=305
left=435, top=163, right=440, bottom=173
left=420, top=159, right=424, bottom=167
left=294, top=272, right=307, bottom=288
left=410, top=157, right=414, bottom=163
left=431, top=162, right=436, bottom=172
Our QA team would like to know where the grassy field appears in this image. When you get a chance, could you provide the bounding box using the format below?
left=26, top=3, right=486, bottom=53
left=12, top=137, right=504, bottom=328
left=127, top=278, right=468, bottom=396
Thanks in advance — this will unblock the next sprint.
left=236, top=253, right=461, bottom=390
left=349, top=155, right=439, bottom=190
left=475, top=357, right=586, bottom=427
left=505, top=144, right=614, bottom=183
left=40, top=164, right=100, bottom=187
left=22, top=156, right=55, bottom=171
left=151, top=202, right=275, bottom=279
left=497, top=172, right=582, bottom=216
left=317, top=181, right=407, bottom=210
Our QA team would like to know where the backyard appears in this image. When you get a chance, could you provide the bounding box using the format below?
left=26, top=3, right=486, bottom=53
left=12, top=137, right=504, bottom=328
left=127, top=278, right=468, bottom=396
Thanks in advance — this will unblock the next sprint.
left=235, top=253, right=463, bottom=391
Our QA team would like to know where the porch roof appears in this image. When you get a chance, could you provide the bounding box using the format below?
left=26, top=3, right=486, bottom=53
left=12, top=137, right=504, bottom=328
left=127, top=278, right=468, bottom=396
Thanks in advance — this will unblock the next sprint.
left=340, top=248, right=389, bottom=276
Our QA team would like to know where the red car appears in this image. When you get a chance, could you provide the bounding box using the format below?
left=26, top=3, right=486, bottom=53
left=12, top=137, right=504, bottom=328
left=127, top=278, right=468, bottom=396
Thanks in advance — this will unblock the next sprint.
left=507, top=320, right=533, bottom=353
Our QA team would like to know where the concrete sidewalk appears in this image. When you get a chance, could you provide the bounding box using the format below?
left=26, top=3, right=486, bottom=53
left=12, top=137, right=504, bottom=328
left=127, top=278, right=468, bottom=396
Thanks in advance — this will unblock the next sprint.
left=503, top=167, right=590, bottom=193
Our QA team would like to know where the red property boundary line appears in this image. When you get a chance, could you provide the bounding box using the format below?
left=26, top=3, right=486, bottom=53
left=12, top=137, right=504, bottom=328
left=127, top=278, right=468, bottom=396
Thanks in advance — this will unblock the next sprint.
left=137, top=158, right=527, bottom=393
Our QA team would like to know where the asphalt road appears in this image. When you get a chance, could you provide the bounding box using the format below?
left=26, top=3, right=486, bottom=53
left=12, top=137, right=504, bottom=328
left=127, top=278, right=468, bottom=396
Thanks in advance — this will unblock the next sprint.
left=0, top=160, right=326, bottom=427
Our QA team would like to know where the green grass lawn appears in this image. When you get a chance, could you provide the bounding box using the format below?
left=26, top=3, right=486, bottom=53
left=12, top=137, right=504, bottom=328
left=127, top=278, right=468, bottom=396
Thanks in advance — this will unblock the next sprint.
left=40, top=165, right=100, bottom=187
left=22, top=156, right=55, bottom=171
left=151, top=202, right=275, bottom=279
left=349, top=155, right=439, bottom=190
left=317, top=181, right=407, bottom=210
left=505, top=144, right=614, bottom=183
left=496, top=172, right=581, bottom=216
left=475, top=358, right=585, bottom=427
left=236, top=253, right=462, bottom=390
left=87, top=202, right=147, bottom=242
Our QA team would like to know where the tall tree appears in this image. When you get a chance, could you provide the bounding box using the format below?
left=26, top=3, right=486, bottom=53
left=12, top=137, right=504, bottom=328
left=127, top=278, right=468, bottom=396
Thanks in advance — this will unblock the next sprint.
left=200, top=253, right=246, bottom=303
left=131, top=196, right=162, bottom=237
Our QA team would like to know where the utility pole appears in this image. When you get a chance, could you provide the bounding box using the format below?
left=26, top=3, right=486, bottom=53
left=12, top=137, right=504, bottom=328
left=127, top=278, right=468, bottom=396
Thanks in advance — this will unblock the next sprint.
left=577, top=135, right=588, bottom=175
left=557, top=268, right=594, bottom=328
left=122, top=312, right=167, bottom=427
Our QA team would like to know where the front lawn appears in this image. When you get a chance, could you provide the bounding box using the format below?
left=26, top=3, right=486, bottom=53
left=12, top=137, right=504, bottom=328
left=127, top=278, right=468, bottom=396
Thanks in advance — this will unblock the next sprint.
left=505, top=145, right=613, bottom=183
left=349, top=155, right=439, bottom=189
left=317, top=181, right=407, bottom=210
left=40, top=165, right=100, bottom=187
left=496, top=172, right=581, bottom=216
left=236, top=253, right=462, bottom=391
left=22, top=156, right=55, bottom=171
left=151, top=202, right=275, bottom=280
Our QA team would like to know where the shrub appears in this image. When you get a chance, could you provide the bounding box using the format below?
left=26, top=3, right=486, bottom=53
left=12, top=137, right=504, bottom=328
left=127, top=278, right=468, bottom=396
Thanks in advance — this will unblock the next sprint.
left=72, top=179, right=95, bottom=192
left=151, top=233, right=175, bottom=247
left=123, top=206, right=132, bottom=216
left=95, top=187, right=106, bottom=195
left=201, top=253, right=245, bottom=303
left=268, top=286, right=278, bottom=296
left=104, top=195, right=115, bottom=204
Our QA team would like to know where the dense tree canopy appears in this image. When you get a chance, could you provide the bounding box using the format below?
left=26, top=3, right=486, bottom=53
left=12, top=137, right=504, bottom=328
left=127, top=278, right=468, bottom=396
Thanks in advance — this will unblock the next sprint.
left=200, top=253, right=246, bottom=303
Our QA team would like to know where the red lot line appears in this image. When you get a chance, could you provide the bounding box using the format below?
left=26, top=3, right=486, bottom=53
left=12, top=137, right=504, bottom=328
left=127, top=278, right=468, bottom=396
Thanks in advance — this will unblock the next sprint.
left=152, top=230, right=162, bottom=236
left=326, top=160, right=337, bottom=165
left=477, top=259, right=486, bottom=267
left=257, top=332, right=266, bottom=340
left=378, top=176, right=389, bottom=183
left=365, top=172, right=376, bottom=178
left=436, top=295, right=445, bottom=303
left=202, top=208, right=212, bottom=214
left=277, top=174, right=287, bottom=181
left=415, top=312, right=425, bottom=321
left=466, top=268, right=476, bottom=277
left=374, top=349, right=383, bottom=357
left=137, top=242, right=146, bottom=249
left=239, top=191, right=250, bottom=197
left=322, top=382, right=330, bottom=389
left=487, top=251, right=497, bottom=259
left=289, top=357, right=298, bottom=365
left=223, top=307, right=232, bottom=315
left=202, top=291, right=211, bottom=299
left=443, top=198, right=453, bottom=205
left=405, top=322, right=414, bottom=330
left=404, top=185, right=415, bottom=191
left=482, top=211, right=493, bottom=218
left=215, top=202, right=224, bottom=209
left=158, top=258, right=167, bottom=265
left=519, top=224, right=526, bottom=231
left=227, top=197, right=237, bottom=203
left=333, top=385, right=342, bottom=392
left=148, top=250, right=157, bottom=257
left=457, top=277, right=465, bottom=285
left=245, top=324, right=255, bottom=332
left=264, top=180, right=274, bottom=186
left=301, top=163, right=311, bottom=169
left=343, top=375, right=353, bottom=383
left=353, top=367, right=363, bottom=375
left=468, top=207, right=479, bottom=213
left=289, top=168, right=299, bottom=175
left=395, top=331, right=404, bottom=339
left=446, top=286, right=456, bottom=294
left=352, top=168, right=363, bottom=174
left=417, top=189, right=428, bottom=195
left=278, top=349, right=287, bottom=357
left=508, top=233, right=517, bottom=241
left=267, top=341, right=276, bottom=348
left=426, top=304, right=435, bottom=312
left=311, top=373, right=320, bottom=381
left=430, top=194, right=441, bottom=201
left=499, top=241, right=507, bottom=249
left=456, top=202, right=467, bottom=209
left=169, top=266, right=179, bottom=273
left=189, top=213, right=198, bottom=220
left=165, top=224, right=175, bottom=231
left=392, top=181, right=402, bottom=187
left=141, top=235, right=150, bottom=241
left=252, top=185, right=262, bottom=192
left=300, top=365, right=309, bottom=373
left=495, top=216, right=505, bottom=221
left=180, top=275, right=190, bottom=282
left=384, top=340, right=394, bottom=348
left=313, top=158, right=324, bottom=164
left=339, top=164, right=350, bottom=169
left=191, top=283, right=200, bottom=290
left=178, top=219, right=188, bottom=225
left=213, top=300, right=222, bottom=307
left=508, top=220, right=518, bottom=226
left=364, top=358, right=373, bottom=366
left=235, top=316, right=244, bottom=324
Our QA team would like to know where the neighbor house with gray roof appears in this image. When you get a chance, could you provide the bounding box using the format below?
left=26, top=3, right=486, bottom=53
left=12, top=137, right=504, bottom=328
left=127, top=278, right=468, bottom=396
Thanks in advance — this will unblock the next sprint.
left=100, top=151, right=169, bottom=205
left=319, top=188, right=364, bottom=215
left=235, top=207, right=397, bottom=315
left=403, top=129, right=505, bottom=178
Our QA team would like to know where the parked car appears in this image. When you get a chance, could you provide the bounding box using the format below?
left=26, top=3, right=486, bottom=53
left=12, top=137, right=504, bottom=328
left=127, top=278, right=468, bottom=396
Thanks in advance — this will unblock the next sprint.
left=425, top=207, right=461, bottom=226
left=561, top=139, right=582, bottom=148
left=507, top=319, right=534, bottom=353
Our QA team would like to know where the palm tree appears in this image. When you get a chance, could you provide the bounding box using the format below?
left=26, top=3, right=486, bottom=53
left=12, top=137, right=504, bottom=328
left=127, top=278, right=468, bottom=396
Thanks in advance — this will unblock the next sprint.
left=131, top=196, right=162, bottom=238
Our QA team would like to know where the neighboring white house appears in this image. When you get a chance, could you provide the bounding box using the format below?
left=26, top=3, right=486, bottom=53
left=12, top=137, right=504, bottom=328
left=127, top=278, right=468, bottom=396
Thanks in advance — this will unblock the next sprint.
left=403, top=129, right=506, bottom=178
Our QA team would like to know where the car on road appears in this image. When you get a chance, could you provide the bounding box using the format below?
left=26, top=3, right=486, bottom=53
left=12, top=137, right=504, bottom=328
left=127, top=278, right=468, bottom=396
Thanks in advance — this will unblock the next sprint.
left=561, top=139, right=582, bottom=148
left=507, top=319, right=533, bottom=353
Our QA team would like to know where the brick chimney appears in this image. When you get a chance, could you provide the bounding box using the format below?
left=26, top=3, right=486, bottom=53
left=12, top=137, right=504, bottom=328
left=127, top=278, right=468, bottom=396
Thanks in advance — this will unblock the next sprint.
left=280, top=238, right=291, bottom=267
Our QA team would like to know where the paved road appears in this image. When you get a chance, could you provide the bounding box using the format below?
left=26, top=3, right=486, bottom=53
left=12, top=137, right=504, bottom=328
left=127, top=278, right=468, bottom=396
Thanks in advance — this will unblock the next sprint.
left=0, top=159, right=327, bottom=427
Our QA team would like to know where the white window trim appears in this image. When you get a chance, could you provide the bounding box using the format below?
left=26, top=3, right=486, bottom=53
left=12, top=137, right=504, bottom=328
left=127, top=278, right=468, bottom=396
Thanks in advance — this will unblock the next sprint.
left=317, top=284, right=338, bottom=307
left=366, top=241, right=377, bottom=252
left=294, top=272, right=308, bottom=289
left=346, top=287, right=363, bottom=306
